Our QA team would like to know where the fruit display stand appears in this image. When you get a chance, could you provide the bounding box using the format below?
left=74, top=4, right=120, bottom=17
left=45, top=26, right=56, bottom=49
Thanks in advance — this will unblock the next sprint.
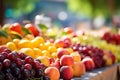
left=118, top=65, right=120, bottom=80
left=79, top=64, right=118, bottom=80
left=0, top=23, right=120, bottom=80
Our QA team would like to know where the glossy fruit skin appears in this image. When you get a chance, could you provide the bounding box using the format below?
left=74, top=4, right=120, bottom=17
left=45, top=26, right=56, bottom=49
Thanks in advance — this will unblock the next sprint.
left=25, top=24, right=39, bottom=36
left=3, top=59, right=11, bottom=68
left=60, top=55, right=74, bottom=67
left=10, top=23, right=23, bottom=35
left=82, top=57, right=95, bottom=71
left=0, top=46, right=48, bottom=80
left=60, top=66, right=73, bottom=80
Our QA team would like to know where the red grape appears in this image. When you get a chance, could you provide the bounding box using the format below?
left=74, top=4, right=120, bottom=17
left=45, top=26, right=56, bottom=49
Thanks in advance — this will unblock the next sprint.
left=33, top=61, right=41, bottom=69
left=3, top=59, right=11, bottom=68
left=25, top=56, right=34, bottom=64
left=15, top=58, right=23, bottom=67
left=24, top=64, right=32, bottom=70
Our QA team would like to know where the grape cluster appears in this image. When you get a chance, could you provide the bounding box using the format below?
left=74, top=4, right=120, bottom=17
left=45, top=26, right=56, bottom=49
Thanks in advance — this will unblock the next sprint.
left=71, top=43, right=105, bottom=68
left=0, top=47, right=50, bottom=80
left=102, top=32, right=120, bottom=45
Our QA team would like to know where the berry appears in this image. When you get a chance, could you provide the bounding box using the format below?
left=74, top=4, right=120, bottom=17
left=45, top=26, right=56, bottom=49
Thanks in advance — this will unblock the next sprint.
left=25, top=56, right=34, bottom=64
left=3, top=59, right=11, bottom=68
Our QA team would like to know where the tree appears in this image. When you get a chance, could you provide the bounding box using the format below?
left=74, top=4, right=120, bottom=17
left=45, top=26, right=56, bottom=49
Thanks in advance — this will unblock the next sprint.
left=67, top=0, right=120, bottom=28
left=0, top=0, right=38, bottom=26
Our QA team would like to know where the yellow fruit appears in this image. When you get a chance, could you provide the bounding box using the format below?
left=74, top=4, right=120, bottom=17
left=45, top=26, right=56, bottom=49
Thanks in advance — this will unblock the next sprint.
left=13, top=39, right=20, bottom=48
left=6, top=42, right=17, bottom=51
left=35, top=55, right=40, bottom=59
left=24, top=34, right=34, bottom=40
left=51, top=52, right=57, bottom=58
left=38, top=43, right=47, bottom=50
left=19, top=48, right=35, bottom=58
left=33, top=48, right=42, bottom=56
left=18, top=40, right=33, bottom=49
left=48, top=46, right=57, bottom=53
left=67, top=48, right=73, bottom=54
left=42, top=50, right=51, bottom=57
left=31, top=37, right=45, bottom=47
left=45, top=42, right=53, bottom=47
left=37, top=56, right=50, bottom=66
left=70, top=52, right=81, bottom=62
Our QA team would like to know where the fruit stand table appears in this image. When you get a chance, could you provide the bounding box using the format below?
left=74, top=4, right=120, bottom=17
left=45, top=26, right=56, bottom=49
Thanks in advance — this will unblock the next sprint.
left=72, top=64, right=119, bottom=80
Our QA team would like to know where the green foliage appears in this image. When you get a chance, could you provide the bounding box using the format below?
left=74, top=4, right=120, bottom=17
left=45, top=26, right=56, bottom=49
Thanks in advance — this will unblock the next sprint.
left=22, top=27, right=31, bottom=35
left=0, top=30, right=8, bottom=38
left=5, top=0, right=38, bottom=17
left=38, top=24, right=48, bottom=31
left=67, top=0, right=120, bottom=18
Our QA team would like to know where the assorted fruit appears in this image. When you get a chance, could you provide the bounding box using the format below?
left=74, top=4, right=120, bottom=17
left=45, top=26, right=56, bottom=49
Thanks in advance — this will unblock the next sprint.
left=0, top=22, right=120, bottom=80
left=0, top=46, right=49, bottom=80
left=102, top=32, right=120, bottom=45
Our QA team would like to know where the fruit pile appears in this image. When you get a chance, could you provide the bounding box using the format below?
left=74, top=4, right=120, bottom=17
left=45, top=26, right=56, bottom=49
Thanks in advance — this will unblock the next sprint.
left=102, top=32, right=120, bottom=45
left=76, top=34, right=120, bottom=62
left=71, top=43, right=115, bottom=68
left=0, top=46, right=49, bottom=80
left=0, top=22, right=119, bottom=80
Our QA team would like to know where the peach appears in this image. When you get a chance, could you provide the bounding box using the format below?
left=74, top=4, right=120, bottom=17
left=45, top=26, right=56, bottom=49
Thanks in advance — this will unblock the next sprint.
left=82, top=57, right=95, bottom=71
left=73, top=62, right=86, bottom=77
left=57, top=49, right=70, bottom=59
left=49, top=58, right=55, bottom=64
left=103, top=51, right=115, bottom=66
left=50, top=59, right=61, bottom=70
left=60, top=66, right=73, bottom=80
left=54, top=39, right=64, bottom=48
left=62, top=36, right=71, bottom=48
left=70, top=52, right=81, bottom=62
left=60, top=55, right=74, bottom=67
left=45, top=67, right=60, bottom=80
left=103, top=54, right=112, bottom=66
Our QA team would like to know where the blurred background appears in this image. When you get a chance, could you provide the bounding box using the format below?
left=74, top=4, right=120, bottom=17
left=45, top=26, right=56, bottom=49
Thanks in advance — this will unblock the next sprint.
left=0, top=0, right=120, bottom=30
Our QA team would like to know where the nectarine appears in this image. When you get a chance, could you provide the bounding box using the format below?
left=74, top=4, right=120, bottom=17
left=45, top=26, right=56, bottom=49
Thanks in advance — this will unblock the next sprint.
left=45, top=67, right=60, bottom=80
left=60, top=66, right=73, bottom=80
left=60, top=55, right=74, bottom=67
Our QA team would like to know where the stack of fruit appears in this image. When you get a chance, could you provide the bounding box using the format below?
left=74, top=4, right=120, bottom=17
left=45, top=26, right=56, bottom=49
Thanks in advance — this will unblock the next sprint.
left=0, top=22, right=119, bottom=80
left=0, top=46, right=49, bottom=80
left=102, top=32, right=120, bottom=45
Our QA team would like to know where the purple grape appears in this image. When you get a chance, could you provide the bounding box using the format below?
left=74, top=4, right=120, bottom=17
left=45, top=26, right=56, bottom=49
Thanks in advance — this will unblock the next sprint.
left=19, top=52, right=27, bottom=59
left=5, top=73, right=14, bottom=80
left=24, top=64, right=32, bottom=70
left=3, top=59, right=11, bottom=68
left=25, top=56, right=34, bottom=64
left=22, top=69, right=31, bottom=77
left=15, top=58, right=23, bottom=67
left=13, top=67, right=21, bottom=76
left=0, top=55, right=5, bottom=61
left=0, top=62, right=2, bottom=71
